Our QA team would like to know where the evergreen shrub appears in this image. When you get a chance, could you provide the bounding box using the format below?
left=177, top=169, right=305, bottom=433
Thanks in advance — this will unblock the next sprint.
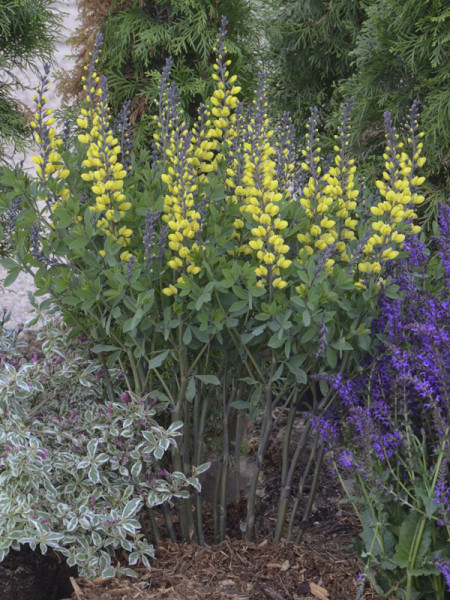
left=334, top=0, right=450, bottom=217
left=59, top=0, right=257, bottom=149
left=267, top=0, right=449, bottom=225
left=267, top=0, right=365, bottom=129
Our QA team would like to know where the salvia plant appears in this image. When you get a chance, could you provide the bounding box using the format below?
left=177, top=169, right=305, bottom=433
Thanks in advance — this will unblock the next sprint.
left=0, top=18, right=428, bottom=545
left=0, top=305, right=201, bottom=578
left=312, top=211, right=450, bottom=599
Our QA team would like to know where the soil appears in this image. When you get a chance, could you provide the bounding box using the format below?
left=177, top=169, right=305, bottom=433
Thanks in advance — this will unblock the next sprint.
left=0, top=546, right=76, bottom=600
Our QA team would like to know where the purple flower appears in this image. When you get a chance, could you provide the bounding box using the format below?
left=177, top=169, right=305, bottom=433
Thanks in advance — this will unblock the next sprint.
left=433, top=556, right=450, bottom=592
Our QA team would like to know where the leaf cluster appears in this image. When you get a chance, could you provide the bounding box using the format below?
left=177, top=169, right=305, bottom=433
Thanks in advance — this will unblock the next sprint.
left=0, top=307, right=199, bottom=578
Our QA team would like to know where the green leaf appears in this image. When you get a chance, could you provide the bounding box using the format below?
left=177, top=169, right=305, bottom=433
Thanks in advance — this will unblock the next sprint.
left=286, top=359, right=307, bottom=384
left=186, top=377, right=196, bottom=402
left=91, top=344, right=121, bottom=353
left=196, top=374, right=220, bottom=385
left=195, top=292, right=211, bottom=311
left=229, top=299, right=248, bottom=314
left=232, top=285, right=248, bottom=300
left=84, top=207, right=95, bottom=237
left=3, top=268, right=20, bottom=287
left=302, top=309, right=311, bottom=327
left=148, top=350, right=170, bottom=369
left=123, top=308, right=144, bottom=333
left=192, top=326, right=209, bottom=343
left=301, top=327, right=317, bottom=344
left=0, top=257, right=19, bottom=269
left=267, top=334, right=285, bottom=349
left=230, top=400, right=251, bottom=410
left=331, top=338, right=353, bottom=351
left=326, top=346, right=337, bottom=368
left=396, top=512, right=432, bottom=570
left=183, top=326, right=192, bottom=345
left=358, top=334, right=371, bottom=351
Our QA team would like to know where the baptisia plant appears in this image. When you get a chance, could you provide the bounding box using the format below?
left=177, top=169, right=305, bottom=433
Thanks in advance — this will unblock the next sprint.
left=0, top=18, right=427, bottom=544
left=312, top=211, right=450, bottom=599
left=0, top=307, right=200, bottom=578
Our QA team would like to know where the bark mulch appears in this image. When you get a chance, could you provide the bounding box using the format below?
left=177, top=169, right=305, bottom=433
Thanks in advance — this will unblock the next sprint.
left=68, top=526, right=386, bottom=600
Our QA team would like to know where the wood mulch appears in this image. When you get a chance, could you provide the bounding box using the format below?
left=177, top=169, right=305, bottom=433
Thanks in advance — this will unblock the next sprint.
left=68, top=513, right=386, bottom=600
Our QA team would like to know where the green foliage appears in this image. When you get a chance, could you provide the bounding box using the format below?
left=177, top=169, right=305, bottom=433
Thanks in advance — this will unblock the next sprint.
left=90, top=0, right=258, bottom=149
left=0, top=307, right=200, bottom=578
left=0, top=0, right=61, bottom=163
left=266, top=0, right=366, bottom=128
left=0, top=38, right=427, bottom=545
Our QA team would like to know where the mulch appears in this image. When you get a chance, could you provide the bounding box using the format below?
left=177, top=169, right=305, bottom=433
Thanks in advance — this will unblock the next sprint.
left=67, top=515, right=386, bottom=600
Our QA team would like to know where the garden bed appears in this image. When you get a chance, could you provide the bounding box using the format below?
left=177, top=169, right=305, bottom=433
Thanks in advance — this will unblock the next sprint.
left=1, top=506, right=384, bottom=600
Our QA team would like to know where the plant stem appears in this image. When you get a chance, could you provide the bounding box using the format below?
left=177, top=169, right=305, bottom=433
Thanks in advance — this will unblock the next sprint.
left=287, top=430, right=320, bottom=542
left=193, top=390, right=209, bottom=544
left=245, top=382, right=273, bottom=540
left=98, top=352, right=116, bottom=402
left=295, top=440, right=324, bottom=544
left=233, top=410, right=244, bottom=502
left=145, top=507, right=161, bottom=545
left=162, top=503, right=177, bottom=543
left=219, top=368, right=232, bottom=542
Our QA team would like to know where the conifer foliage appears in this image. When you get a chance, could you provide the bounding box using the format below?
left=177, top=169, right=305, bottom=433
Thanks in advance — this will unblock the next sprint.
left=267, top=0, right=450, bottom=203
left=267, top=0, right=365, bottom=127
left=61, top=0, right=257, bottom=148
left=336, top=0, right=450, bottom=197
left=0, top=0, right=61, bottom=164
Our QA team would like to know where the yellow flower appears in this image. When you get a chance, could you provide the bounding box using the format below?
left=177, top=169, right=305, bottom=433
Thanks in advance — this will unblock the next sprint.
left=272, top=278, right=287, bottom=289
left=120, top=251, right=132, bottom=262
left=162, top=285, right=178, bottom=296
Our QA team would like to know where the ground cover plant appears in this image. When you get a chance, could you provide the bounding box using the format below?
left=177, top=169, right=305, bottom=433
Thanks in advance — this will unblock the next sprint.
left=0, top=17, right=431, bottom=585
left=0, top=305, right=201, bottom=578
left=313, top=211, right=450, bottom=599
